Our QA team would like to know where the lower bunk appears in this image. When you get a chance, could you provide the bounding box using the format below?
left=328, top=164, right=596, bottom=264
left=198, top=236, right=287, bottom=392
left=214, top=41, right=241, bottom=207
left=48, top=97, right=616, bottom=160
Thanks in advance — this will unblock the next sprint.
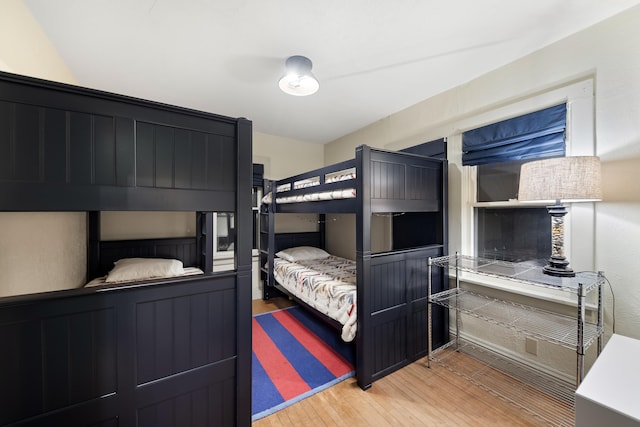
left=0, top=236, right=250, bottom=427
left=273, top=246, right=357, bottom=342
left=263, top=232, right=449, bottom=390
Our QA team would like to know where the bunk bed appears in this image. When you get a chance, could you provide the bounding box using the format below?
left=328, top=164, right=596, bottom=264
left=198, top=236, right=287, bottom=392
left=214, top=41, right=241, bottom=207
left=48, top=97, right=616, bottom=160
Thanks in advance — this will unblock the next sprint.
left=260, top=145, right=449, bottom=390
left=0, top=71, right=252, bottom=426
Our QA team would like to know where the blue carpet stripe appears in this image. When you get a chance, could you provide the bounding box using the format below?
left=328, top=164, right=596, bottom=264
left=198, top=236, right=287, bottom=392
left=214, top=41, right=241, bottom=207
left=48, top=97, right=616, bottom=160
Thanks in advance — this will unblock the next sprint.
left=286, top=306, right=356, bottom=363
left=255, top=314, right=338, bottom=387
left=251, top=352, right=284, bottom=415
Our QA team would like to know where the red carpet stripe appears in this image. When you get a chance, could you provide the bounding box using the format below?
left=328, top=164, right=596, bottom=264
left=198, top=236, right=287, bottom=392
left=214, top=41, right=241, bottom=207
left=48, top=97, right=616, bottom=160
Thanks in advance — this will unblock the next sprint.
left=251, top=318, right=311, bottom=400
left=272, top=310, right=352, bottom=378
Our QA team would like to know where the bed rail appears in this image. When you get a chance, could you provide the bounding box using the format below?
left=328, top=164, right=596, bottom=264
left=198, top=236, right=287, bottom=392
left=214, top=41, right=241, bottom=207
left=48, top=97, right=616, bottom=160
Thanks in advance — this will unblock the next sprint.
left=270, top=145, right=444, bottom=214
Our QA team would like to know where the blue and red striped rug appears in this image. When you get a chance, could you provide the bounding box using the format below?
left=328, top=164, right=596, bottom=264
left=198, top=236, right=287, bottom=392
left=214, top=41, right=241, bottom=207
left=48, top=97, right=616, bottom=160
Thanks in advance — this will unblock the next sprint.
left=252, top=306, right=355, bottom=421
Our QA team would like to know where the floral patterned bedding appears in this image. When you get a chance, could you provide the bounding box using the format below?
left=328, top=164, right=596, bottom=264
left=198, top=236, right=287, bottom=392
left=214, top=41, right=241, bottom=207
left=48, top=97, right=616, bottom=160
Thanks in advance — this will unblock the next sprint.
left=273, top=255, right=357, bottom=342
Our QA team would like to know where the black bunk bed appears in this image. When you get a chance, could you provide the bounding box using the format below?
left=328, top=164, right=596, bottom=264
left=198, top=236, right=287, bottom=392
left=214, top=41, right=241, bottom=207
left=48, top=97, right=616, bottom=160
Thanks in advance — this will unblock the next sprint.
left=260, top=145, right=449, bottom=390
left=0, top=71, right=252, bottom=426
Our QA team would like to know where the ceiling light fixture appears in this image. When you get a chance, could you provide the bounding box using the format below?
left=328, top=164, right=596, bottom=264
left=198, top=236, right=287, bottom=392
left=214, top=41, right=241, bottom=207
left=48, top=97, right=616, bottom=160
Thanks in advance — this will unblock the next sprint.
left=278, top=55, right=319, bottom=96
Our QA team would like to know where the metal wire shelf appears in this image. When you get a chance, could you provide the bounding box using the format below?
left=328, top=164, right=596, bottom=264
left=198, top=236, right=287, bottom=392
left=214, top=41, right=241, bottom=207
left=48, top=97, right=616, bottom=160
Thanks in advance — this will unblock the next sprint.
left=430, top=254, right=603, bottom=293
left=430, top=288, right=603, bottom=349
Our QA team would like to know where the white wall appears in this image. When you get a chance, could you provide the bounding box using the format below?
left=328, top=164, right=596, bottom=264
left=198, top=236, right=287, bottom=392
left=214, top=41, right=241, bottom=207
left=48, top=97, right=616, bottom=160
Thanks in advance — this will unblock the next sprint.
left=324, top=5, right=640, bottom=376
left=252, top=130, right=325, bottom=234
left=253, top=131, right=324, bottom=181
left=0, top=212, right=87, bottom=296
left=0, top=1, right=76, bottom=83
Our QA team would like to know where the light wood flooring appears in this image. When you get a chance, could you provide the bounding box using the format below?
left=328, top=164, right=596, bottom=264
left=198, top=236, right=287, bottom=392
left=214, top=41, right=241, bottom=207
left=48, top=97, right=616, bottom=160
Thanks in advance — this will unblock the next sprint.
left=252, top=298, right=575, bottom=426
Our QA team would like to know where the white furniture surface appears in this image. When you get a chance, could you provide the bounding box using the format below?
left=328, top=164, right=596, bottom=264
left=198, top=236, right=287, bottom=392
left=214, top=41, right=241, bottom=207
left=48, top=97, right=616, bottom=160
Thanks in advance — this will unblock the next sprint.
left=575, top=334, right=640, bottom=426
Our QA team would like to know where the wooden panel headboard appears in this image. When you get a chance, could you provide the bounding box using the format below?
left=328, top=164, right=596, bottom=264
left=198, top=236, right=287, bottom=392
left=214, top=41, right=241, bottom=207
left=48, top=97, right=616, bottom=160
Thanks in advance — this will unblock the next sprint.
left=274, top=232, right=323, bottom=252
left=91, top=237, right=198, bottom=278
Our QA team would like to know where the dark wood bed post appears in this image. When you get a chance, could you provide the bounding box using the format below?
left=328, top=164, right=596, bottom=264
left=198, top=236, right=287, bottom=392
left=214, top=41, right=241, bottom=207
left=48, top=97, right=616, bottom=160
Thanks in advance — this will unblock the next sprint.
left=260, top=179, right=285, bottom=300
left=235, top=117, right=253, bottom=426
left=355, top=145, right=373, bottom=390
left=196, top=212, right=214, bottom=275
left=87, top=211, right=100, bottom=281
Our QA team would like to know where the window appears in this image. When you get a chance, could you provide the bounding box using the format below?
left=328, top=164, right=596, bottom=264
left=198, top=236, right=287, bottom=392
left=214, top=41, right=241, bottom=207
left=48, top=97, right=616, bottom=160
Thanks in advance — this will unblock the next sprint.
left=476, top=160, right=522, bottom=203
left=474, top=159, right=550, bottom=263
left=475, top=206, right=550, bottom=263
left=465, top=104, right=566, bottom=264
left=450, top=79, right=595, bottom=298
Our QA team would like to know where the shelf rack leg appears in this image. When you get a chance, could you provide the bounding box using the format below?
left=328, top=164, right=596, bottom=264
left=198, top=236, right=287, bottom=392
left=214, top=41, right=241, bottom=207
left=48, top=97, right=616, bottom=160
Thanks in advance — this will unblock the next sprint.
left=597, top=271, right=604, bottom=354
left=427, top=257, right=433, bottom=368
left=455, top=252, right=460, bottom=351
left=576, top=282, right=585, bottom=387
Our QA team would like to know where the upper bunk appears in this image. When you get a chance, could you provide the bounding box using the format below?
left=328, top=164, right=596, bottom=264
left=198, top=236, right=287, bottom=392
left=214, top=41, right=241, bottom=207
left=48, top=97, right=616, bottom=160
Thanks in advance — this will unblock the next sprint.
left=0, top=70, right=254, bottom=289
left=0, top=70, right=251, bottom=213
left=263, top=145, right=446, bottom=215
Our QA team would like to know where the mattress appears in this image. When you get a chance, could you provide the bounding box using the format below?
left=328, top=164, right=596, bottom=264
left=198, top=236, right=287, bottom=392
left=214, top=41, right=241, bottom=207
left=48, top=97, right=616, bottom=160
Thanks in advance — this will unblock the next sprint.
left=262, top=168, right=357, bottom=205
left=273, top=255, right=357, bottom=342
left=85, top=266, right=204, bottom=287
left=262, top=188, right=356, bottom=205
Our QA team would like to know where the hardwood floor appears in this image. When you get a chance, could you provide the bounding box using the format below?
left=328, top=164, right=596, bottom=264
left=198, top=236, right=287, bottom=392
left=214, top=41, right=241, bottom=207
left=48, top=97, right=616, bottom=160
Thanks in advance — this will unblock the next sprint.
left=252, top=295, right=297, bottom=315
left=251, top=298, right=574, bottom=426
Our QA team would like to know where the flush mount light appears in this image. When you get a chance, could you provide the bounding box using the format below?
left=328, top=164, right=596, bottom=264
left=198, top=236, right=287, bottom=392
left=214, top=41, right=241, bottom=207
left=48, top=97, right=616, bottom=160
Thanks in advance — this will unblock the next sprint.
left=278, top=55, right=319, bottom=96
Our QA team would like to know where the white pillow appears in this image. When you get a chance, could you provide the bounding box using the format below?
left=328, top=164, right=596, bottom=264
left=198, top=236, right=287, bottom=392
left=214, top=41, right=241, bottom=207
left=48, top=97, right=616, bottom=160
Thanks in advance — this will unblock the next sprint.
left=105, top=258, right=185, bottom=283
left=275, top=246, right=330, bottom=262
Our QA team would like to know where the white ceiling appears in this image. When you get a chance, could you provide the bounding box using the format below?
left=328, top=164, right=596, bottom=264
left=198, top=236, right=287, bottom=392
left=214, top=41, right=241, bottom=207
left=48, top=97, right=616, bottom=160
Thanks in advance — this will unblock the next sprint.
left=24, top=0, right=640, bottom=144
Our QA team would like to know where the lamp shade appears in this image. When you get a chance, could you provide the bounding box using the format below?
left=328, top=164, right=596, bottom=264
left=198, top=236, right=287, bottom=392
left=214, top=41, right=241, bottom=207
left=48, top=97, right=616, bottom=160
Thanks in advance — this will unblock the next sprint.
left=278, top=55, right=319, bottom=96
left=518, top=156, right=602, bottom=203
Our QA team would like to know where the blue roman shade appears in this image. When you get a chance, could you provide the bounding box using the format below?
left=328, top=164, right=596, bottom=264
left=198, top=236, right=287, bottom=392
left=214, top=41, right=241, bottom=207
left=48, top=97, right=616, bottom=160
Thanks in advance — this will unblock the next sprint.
left=462, top=104, right=566, bottom=166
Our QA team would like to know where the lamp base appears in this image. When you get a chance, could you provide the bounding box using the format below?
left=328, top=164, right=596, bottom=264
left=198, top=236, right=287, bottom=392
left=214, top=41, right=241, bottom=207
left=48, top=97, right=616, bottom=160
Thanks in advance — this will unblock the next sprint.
left=543, top=256, right=575, bottom=277
left=543, top=202, right=576, bottom=277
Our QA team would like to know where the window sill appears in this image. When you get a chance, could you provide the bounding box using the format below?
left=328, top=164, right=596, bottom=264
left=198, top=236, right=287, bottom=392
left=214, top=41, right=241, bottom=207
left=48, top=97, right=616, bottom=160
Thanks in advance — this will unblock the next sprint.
left=473, top=200, right=549, bottom=208
left=454, top=270, right=598, bottom=311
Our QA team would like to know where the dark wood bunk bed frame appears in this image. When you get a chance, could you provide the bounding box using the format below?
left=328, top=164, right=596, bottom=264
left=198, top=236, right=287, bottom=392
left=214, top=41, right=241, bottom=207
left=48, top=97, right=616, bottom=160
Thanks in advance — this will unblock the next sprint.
left=0, top=71, right=253, bottom=426
left=260, top=145, right=449, bottom=390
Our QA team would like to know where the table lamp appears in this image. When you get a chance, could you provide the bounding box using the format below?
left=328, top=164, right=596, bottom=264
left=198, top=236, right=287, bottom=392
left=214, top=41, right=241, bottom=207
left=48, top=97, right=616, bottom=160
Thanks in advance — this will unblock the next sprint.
left=518, top=156, right=602, bottom=277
